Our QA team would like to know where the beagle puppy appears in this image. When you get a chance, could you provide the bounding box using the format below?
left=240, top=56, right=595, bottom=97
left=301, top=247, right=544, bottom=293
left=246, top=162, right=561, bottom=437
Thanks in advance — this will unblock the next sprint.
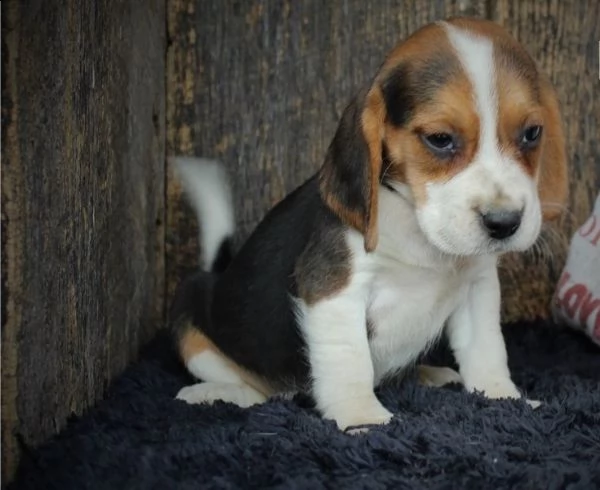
left=171, top=17, right=568, bottom=432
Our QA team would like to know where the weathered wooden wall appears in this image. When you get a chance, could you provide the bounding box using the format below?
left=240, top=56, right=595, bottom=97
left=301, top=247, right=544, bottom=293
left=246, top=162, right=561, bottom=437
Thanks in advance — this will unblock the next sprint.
left=1, top=0, right=166, bottom=482
left=166, top=0, right=599, bottom=320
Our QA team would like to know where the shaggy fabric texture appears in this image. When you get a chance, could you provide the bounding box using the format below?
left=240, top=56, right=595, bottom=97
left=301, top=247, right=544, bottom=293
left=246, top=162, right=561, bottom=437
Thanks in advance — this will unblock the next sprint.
left=9, top=320, right=600, bottom=490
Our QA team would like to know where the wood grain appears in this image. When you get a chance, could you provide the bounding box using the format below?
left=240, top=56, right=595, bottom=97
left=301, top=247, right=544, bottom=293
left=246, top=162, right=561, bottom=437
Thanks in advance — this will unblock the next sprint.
left=1, top=0, right=166, bottom=481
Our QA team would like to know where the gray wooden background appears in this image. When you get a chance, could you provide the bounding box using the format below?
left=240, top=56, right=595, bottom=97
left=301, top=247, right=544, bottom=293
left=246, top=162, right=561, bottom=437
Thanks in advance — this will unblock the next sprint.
left=2, top=0, right=599, bottom=482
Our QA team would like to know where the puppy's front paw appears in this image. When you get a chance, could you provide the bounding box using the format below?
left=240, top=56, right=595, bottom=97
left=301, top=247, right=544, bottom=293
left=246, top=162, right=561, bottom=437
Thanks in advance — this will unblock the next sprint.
left=468, top=377, right=521, bottom=400
left=325, top=397, right=393, bottom=433
left=468, top=378, right=542, bottom=408
left=342, top=408, right=394, bottom=435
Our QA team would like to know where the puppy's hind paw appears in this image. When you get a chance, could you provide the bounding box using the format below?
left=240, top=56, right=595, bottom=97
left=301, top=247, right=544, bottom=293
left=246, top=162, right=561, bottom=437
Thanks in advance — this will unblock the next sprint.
left=175, top=382, right=266, bottom=408
left=344, top=424, right=384, bottom=435
left=418, top=365, right=463, bottom=388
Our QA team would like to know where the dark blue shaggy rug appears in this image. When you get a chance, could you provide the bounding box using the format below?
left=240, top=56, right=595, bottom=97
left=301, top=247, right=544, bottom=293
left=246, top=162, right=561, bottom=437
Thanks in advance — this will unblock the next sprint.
left=8, top=320, right=600, bottom=490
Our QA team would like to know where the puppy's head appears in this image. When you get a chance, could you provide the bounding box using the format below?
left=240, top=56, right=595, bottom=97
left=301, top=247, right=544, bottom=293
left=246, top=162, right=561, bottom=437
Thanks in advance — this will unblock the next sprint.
left=319, top=18, right=568, bottom=255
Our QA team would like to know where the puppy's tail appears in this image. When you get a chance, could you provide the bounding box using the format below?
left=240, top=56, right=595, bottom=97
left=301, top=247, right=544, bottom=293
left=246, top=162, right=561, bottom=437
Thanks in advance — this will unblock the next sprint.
left=171, top=157, right=235, bottom=273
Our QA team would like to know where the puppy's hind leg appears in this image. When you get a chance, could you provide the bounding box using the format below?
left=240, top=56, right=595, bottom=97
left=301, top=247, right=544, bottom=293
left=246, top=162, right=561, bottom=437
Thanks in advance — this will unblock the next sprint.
left=176, top=325, right=271, bottom=408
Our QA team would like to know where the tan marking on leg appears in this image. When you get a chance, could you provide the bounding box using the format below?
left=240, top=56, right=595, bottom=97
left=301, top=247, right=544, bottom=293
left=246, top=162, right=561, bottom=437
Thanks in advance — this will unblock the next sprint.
left=179, top=326, right=212, bottom=364
left=178, top=323, right=275, bottom=397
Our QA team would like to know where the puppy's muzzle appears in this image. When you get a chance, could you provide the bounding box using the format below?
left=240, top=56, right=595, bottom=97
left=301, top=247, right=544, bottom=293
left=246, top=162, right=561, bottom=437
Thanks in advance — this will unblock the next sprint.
left=479, top=208, right=523, bottom=240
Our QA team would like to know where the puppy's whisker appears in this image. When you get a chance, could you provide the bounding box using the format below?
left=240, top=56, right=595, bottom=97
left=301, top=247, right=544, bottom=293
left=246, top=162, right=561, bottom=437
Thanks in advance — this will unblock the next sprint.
left=380, top=161, right=393, bottom=184
left=525, top=223, right=568, bottom=269
left=542, top=202, right=578, bottom=225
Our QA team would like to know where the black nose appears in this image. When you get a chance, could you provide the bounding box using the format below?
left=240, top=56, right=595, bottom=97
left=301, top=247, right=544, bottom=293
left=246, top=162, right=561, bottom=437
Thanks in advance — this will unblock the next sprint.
left=480, top=209, right=522, bottom=240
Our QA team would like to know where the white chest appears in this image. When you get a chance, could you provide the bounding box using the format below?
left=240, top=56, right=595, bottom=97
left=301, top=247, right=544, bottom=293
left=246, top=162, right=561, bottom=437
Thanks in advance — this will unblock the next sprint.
left=366, top=261, right=471, bottom=383
left=356, top=188, right=486, bottom=384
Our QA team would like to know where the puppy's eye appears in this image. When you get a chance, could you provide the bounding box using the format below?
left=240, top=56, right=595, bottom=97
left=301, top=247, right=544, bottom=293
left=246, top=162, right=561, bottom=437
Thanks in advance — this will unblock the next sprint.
left=519, top=125, right=543, bottom=150
left=420, top=133, right=457, bottom=156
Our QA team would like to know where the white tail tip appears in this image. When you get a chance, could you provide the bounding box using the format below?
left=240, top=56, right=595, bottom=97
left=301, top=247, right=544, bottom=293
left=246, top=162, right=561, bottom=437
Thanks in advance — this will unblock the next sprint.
left=170, top=157, right=235, bottom=271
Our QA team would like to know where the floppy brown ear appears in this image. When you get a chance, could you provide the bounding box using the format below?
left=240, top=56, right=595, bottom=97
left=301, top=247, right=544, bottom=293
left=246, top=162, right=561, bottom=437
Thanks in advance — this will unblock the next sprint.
left=319, top=87, right=386, bottom=252
left=538, top=78, right=569, bottom=221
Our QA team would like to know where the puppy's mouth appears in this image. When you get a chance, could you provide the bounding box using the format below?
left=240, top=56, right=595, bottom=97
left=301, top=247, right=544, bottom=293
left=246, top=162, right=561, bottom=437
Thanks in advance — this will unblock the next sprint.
left=464, top=222, right=539, bottom=256
left=482, top=237, right=517, bottom=254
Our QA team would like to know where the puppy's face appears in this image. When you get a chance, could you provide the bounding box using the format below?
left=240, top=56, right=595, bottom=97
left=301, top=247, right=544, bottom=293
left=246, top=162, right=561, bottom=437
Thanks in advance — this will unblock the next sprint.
left=320, top=18, right=568, bottom=256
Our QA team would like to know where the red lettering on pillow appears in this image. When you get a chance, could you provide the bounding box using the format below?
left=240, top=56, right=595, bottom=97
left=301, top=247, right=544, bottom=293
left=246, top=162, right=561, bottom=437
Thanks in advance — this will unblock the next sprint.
left=563, top=284, right=587, bottom=319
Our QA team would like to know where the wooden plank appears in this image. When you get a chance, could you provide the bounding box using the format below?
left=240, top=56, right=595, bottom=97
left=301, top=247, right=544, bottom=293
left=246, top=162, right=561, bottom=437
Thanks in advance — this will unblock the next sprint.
left=166, top=0, right=488, bottom=299
left=1, top=0, right=166, bottom=481
left=490, top=0, right=600, bottom=321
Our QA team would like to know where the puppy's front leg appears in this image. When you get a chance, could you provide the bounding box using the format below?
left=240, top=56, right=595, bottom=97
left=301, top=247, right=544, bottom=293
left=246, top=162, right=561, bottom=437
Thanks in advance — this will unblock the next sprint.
left=299, top=288, right=393, bottom=431
left=447, top=263, right=530, bottom=403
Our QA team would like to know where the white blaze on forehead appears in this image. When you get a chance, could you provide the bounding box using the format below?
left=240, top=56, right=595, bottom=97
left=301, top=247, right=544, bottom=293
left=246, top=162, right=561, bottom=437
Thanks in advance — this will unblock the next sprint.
left=414, top=23, right=542, bottom=256
left=441, top=23, right=498, bottom=158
